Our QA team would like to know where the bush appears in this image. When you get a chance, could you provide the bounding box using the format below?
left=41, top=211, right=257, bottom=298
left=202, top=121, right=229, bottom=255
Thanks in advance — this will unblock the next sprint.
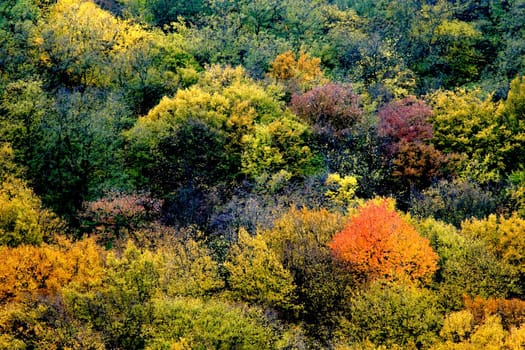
left=224, top=228, right=297, bottom=313
left=290, top=83, right=363, bottom=132
left=461, top=213, right=525, bottom=277
left=343, top=280, right=443, bottom=349
left=410, top=179, right=497, bottom=227
left=0, top=177, right=62, bottom=247
left=146, top=297, right=278, bottom=349
left=414, top=217, right=521, bottom=310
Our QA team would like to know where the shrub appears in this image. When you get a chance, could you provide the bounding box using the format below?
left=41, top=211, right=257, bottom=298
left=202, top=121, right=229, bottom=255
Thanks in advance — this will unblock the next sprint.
left=410, top=179, right=497, bottom=227
left=0, top=177, right=62, bottom=247
left=344, top=280, right=443, bottom=349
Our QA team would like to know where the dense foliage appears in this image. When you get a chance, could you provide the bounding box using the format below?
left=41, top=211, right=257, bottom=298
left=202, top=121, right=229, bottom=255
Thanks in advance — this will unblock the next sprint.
left=1, top=0, right=524, bottom=348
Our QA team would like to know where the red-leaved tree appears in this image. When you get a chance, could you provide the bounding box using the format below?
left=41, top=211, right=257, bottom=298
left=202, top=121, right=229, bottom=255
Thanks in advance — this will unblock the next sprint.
left=290, top=83, right=363, bottom=132
left=378, top=96, right=448, bottom=187
left=80, top=192, right=162, bottom=246
left=378, top=96, right=434, bottom=148
left=329, top=200, right=438, bottom=282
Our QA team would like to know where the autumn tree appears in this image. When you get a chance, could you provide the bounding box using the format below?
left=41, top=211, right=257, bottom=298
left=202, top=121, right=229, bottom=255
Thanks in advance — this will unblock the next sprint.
left=261, top=207, right=351, bottom=343
left=436, top=298, right=525, bottom=350
left=461, top=213, right=525, bottom=281
left=290, top=83, right=363, bottom=133
left=378, top=96, right=433, bottom=147
left=0, top=237, right=104, bottom=303
left=435, top=313, right=510, bottom=350
left=30, top=0, right=197, bottom=116
left=429, top=88, right=504, bottom=182
left=324, top=172, right=359, bottom=209
left=329, top=199, right=438, bottom=282
left=146, top=297, right=278, bottom=349
left=156, top=236, right=224, bottom=298
left=414, top=217, right=521, bottom=311
left=378, top=96, right=447, bottom=190
left=241, top=113, right=322, bottom=184
left=126, top=65, right=321, bottom=194
left=0, top=177, right=62, bottom=247
left=124, top=66, right=276, bottom=186
left=224, top=228, right=297, bottom=313
left=268, top=51, right=328, bottom=96
left=98, top=242, right=160, bottom=349
left=344, top=279, right=443, bottom=349
left=464, top=296, right=525, bottom=331
left=0, top=297, right=106, bottom=349
left=32, top=0, right=122, bottom=88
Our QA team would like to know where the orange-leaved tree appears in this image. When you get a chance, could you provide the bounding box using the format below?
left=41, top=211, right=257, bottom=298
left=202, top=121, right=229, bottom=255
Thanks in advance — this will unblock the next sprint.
left=0, top=237, right=104, bottom=303
left=268, top=51, right=328, bottom=95
left=329, top=199, right=438, bottom=282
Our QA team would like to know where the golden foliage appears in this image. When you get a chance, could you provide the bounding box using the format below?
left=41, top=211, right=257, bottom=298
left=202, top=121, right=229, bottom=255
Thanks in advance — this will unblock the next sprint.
left=325, top=173, right=359, bottom=208
left=268, top=51, right=328, bottom=93
left=0, top=237, right=104, bottom=303
left=461, top=213, right=525, bottom=274
left=224, top=228, right=297, bottom=311
left=0, top=177, right=63, bottom=247
left=156, top=237, right=224, bottom=297
left=263, top=206, right=345, bottom=263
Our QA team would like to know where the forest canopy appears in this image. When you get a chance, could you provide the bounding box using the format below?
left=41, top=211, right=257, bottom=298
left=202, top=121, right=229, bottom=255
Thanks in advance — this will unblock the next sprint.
left=0, top=0, right=524, bottom=348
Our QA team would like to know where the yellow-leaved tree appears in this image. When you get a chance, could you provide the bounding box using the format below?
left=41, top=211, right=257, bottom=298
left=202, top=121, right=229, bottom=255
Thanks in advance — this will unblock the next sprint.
left=125, top=65, right=321, bottom=191
left=0, top=177, right=62, bottom=247
left=268, top=51, right=329, bottom=96
left=224, top=228, right=297, bottom=313
left=461, top=214, right=525, bottom=276
left=156, top=236, right=224, bottom=297
left=429, top=83, right=525, bottom=183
